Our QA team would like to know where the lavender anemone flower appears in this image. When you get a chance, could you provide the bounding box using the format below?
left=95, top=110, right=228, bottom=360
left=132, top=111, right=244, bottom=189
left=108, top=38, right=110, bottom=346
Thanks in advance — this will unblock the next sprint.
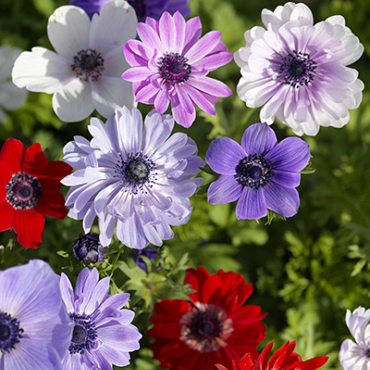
left=61, top=106, right=204, bottom=249
left=0, top=260, right=72, bottom=370
left=60, top=267, right=142, bottom=369
left=12, top=1, right=137, bottom=122
left=234, top=2, right=364, bottom=136
left=70, top=0, right=190, bottom=22
left=339, top=306, right=370, bottom=370
left=206, top=122, right=310, bottom=220
left=121, top=11, right=233, bottom=128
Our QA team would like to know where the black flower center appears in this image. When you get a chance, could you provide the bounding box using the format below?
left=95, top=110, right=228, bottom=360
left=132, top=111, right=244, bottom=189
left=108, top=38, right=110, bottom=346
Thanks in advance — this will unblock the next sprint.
left=159, top=52, right=192, bottom=84
left=279, top=50, right=317, bottom=88
left=69, top=314, right=97, bottom=355
left=114, top=152, right=156, bottom=195
left=6, top=173, right=42, bottom=210
left=190, top=311, right=222, bottom=343
left=71, top=48, right=105, bottom=82
left=0, top=312, right=24, bottom=354
left=127, top=0, right=146, bottom=22
left=235, top=154, right=272, bottom=189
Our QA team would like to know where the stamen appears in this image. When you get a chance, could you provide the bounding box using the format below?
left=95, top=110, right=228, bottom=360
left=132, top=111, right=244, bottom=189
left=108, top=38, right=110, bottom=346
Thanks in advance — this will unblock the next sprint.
left=159, top=52, right=192, bottom=84
left=71, top=48, right=105, bottom=82
left=68, top=313, right=97, bottom=355
left=0, top=312, right=24, bottom=354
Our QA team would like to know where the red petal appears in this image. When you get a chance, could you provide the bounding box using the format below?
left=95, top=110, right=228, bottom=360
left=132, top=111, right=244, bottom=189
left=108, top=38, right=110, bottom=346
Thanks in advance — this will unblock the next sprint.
left=201, top=274, right=223, bottom=304
left=0, top=138, right=25, bottom=174
left=38, top=161, right=72, bottom=191
left=0, top=161, right=12, bottom=199
left=173, top=348, right=200, bottom=370
left=13, top=208, right=44, bottom=248
left=149, top=322, right=182, bottom=339
left=151, top=300, right=191, bottom=321
left=256, top=342, right=273, bottom=370
left=269, top=341, right=298, bottom=370
left=231, top=305, right=267, bottom=325
left=296, top=357, right=329, bottom=370
left=184, top=266, right=210, bottom=302
left=35, top=190, right=67, bottom=219
left=0, top=200, right=15, bottom=232
left=158, top=339, right=190, bottom=359
left=22, top=143, right=48, bottom=176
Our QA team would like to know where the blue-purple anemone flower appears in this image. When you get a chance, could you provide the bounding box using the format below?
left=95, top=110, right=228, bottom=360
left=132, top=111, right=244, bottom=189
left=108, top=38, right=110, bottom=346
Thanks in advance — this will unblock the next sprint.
left=60, top=267, right=142, bottom=369
left=0, top=260, right=71, bottom=370
left=206, top=122, right=310, bottom=220
left=61, top=106, right=204, bottom=249
left=70, top=0, right=190, bottom=21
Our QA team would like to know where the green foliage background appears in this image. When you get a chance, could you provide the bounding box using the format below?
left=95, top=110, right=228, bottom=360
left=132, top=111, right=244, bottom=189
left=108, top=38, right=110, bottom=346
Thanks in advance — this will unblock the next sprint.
left=1, top=0, right=370, bottom=369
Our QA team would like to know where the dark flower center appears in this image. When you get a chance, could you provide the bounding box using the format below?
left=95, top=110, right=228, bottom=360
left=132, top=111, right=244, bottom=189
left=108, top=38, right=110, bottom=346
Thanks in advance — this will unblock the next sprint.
left=365, top=347, right=370, bottom=358
left=6, top=173, right=42, bottom=210
left=127, top=0, right=146, bottom=22
left=159, top=52, right=192, bottom=84
left=71, top=48, right=105, bottom=82
left=114, top=152, right=156, bottom=195
left=279, top=50, right=317, bottom=88
left=69, top=313, right=97, bottom=355
left=235, top=154, right=272, bottom=189
left=190, top=311, right=222, bottom=343
left=0, top=312, right=24, bottom=354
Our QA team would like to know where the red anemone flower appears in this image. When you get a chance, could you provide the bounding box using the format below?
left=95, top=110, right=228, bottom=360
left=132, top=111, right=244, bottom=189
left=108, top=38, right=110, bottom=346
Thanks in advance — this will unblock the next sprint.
left=0, top=138, right=72, bottom=248
left=215, top=341, right=328, bottom=370
left=147, top=266, right=266, bottom=370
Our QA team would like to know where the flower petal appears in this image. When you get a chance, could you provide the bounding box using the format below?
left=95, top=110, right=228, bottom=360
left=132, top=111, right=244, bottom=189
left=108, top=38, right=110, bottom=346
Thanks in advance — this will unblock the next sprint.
left=236, top=187, right=267, bottom=220
left=22, top=143, right=48, bottom=176
left=35, top=190, right=68, bottom=219
left=0, top=138, right=25, bottom=174
left=241, top=122, right=278, bottom=155
left=208, top=175, right=242, bottom=205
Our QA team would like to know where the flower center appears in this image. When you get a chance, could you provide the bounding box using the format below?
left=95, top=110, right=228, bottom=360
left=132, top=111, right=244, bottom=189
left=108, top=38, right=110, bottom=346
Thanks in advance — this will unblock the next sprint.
left=71, top=48, right=105, bottom=82
left=279, top=50, right=317, bottom=88
left=159, top=52, right=192, bottom=84
left=69, top=313, right=97, bottom=355
left=127, top=0, right=146, bottom=22
left=235, top=154, right=272, bottom=189
left=6, top=173, right=42, bottom=210
left=0, top=312, right=24, bottom=354
left=179, top=303, right=233, bottom=353
left=114, top=152, right=156, bottom=195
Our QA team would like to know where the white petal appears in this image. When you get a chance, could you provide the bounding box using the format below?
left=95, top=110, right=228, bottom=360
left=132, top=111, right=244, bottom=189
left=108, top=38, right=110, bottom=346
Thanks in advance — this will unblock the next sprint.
left=91, top=76, right=134, bottom=119
left=12, top=47, right=73, bottom=93
left=0, top=46, right=22, bottom=81
left=52, top=78, right=94, bottom=122
left=48, top=5, right=90, bottom=59
left=89, top=0, right=137, bottom=56
left=0, top=81, right=28, bottom=110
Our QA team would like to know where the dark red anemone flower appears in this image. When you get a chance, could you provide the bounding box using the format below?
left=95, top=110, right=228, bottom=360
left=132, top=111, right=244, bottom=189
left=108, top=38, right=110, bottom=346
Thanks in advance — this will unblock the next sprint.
left=147, top=266, right=266, bottom=370
left=0, top=138, right=72, bottom=248
left=215, top=341, right=328, bottom=370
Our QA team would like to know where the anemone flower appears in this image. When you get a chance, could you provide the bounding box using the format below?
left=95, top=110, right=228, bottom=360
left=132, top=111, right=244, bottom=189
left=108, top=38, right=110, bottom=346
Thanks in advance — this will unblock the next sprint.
left=0, top=259, right=72, bottom=370
left=234, top=2, right=364, bottom=136
left=206, top=122, right=310, bottom=220
left=147, top=266, right=266, bottom=370
left=60, top=267, right=142, bottom=369
left=122, top=11, right=232, bottom=128
left=61, top=106, right=204, bottom=249
left=12, top=1, right=137, bottom=122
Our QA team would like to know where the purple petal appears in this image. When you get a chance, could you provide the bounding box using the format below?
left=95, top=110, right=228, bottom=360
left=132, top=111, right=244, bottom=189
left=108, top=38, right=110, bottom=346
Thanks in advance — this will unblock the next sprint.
left=173, top=11, right=186, bottom=52
left=208, top=175, right=242, bottom=204
left=265, top=137, right=310, bottom=172
left=154, top=89, right=170, bottom=113
left=206, top=137, right=245, bottom=175
left=60, top=273, right=75, bottom=313
left=123, top=40, right=153, bottom=67
left=183, top=17, right=202, bottom=55
left=271, top=170, right=301, bottom=188
left=188, top=76, right=232, bottom=98
left=159, top=11, right=177, bottom=51
left=121, top=66, right=153, bottom=82
left=137, top=22, right=162, bottom=52
left=182, top=84, right=216, bottom=115
left=264, top=182, right=300, bottom=217
left=171, top=91, right=196, bottom=128
left=185, top=31, right=222, bottom=64
left=241, top=122, right=278, bottom=155
left=199, top=51, right=233, bottom=71
left=236, top=187, right=267, bottom=220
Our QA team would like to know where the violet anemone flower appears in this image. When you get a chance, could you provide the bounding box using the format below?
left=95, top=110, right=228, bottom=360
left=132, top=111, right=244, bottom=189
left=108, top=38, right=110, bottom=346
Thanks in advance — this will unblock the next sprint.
left=61, top=106, right=204, bottom=249
left=234, top=2, right=364, bottom=136
left=122, top=11, right=233, bottom=128
left=339, top=306, right=370, bottom=370
left=0, top=260, right=72, bottom=370
left=206, top=122, right=310, bottom=220
left=12, top=1, right=137, bottom=122
left=60, top=267, right=142, bottom=369
left=71, top=0, right=190, bottom=22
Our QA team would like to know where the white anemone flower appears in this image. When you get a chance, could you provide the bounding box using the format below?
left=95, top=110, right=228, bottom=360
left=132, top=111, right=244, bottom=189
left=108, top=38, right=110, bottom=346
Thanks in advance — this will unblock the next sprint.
left=12, top=0, right=137, bottom=122
left=0, top=46, right=28, bottom=123
left=339, top=306, right=370, bottom=370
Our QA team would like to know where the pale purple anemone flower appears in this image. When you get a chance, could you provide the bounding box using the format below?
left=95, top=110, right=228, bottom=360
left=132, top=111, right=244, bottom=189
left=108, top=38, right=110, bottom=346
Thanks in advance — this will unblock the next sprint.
left=234, top=2, right=364, bottom=136
left=70, top=0, right=190, bottom=22
left=12, top=1, right=137, bottom=122
left=339, top=306, right=370, bottom=370
left=206, top=122, right=310, bottom=220
left=61, top=106, right=204, bottom=249
left=60, top=267, right=142, bottom=369
left=121, top=11, right=233, bottom=128
left=0, top=260, right=72, bottom=370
